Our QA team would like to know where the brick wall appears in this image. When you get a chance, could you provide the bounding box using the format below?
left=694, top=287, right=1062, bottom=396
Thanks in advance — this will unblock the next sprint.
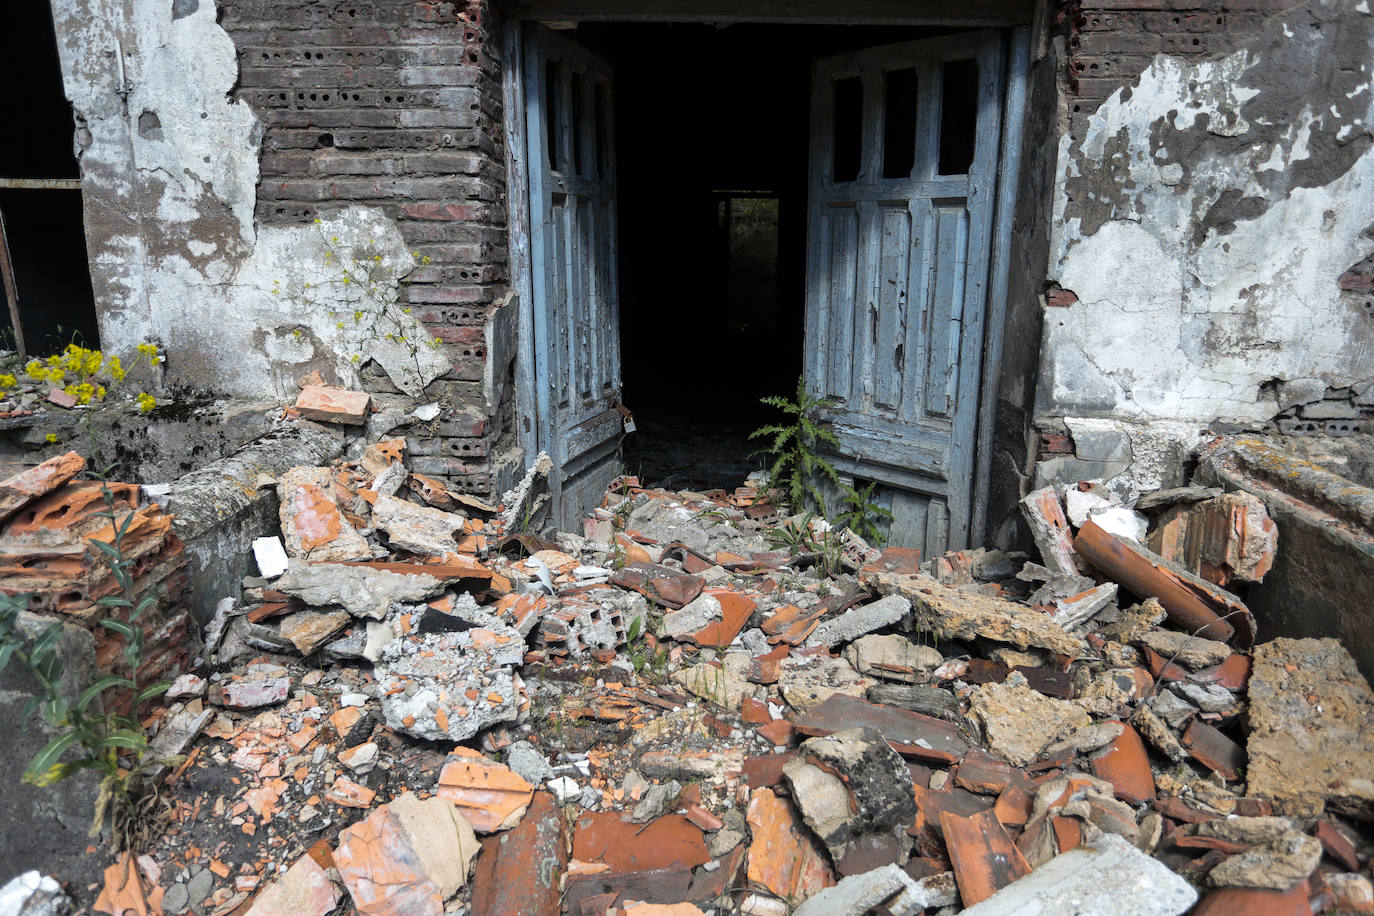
left=1059, top=0, right=1306, bottom=141
left=218, top=0, right=508, bottom=495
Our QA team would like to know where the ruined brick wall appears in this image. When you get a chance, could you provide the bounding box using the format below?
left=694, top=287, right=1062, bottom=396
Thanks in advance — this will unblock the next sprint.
left=218, top=0, right=509, bottom=495
left=1059, top=0, right=1307, bottom=142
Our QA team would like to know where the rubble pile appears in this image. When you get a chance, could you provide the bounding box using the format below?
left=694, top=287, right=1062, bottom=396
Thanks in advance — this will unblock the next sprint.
left=3, top=425, right=1373, bottom=916
left=0, top=450, right=195, bottom=690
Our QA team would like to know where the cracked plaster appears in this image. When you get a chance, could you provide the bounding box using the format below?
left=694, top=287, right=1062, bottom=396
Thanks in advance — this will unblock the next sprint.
left=1039, top=0, right=1374, bottom=456
left=48, top=0, right=447, bottom=398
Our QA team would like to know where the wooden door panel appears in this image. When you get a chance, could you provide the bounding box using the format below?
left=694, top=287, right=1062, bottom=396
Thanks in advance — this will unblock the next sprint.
left=525, top=26, right=621, bottom=529
left=806, top=32, right=1005, bottom=553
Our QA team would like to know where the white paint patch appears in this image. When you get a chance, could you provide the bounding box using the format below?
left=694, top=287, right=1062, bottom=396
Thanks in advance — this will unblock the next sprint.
left=1043, top=19, right=1374, bottom=432
left=49, top=0, right=449, bottom=399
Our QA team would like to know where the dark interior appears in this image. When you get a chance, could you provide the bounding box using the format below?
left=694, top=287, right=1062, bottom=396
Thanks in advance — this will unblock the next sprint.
left=577, top=23, right=943, bottom=489
left=0, top=0, right=100, bottom=356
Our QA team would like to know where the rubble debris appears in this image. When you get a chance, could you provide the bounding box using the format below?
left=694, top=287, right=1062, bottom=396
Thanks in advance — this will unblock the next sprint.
left=243, top=854, right=338, bottom=916
left=791, top=693, right=969, bottom=763
left=277, top=467, right=371, bottom=562
left=277, top=609, right=350, bottom=654
left=969, top=676, right=1092, bottom=767
left=843, top=634, right=942, bottom=682
left=792, top=863, right=928, bottom=916
left=960, top=834, right=1197, bottom=916
left=1138, top=628, right=1231, bottom=669
left=1147, top=491, right=1278, bottom=586
left=1207, top=830, right=1321, bottom=891
left=864, top=569, right=1089, bottom=656
left=0, top=450, right=85, bottom=522
left=1020, top=486, right=1081, bottom=576
left=333, top=792, right=473, bottom=914
left=1245, top=637, right=1374, bottom=818
left=0, top=871, right=71, bottom=916
left=294, top=385, right=371, bottom=425
left=782, top=727, right=917, bottom=861
left=470, top=791, right=566, bottom=916
left=803, top=595, right=911, bottom=648
left=369, top=493, right=465, bottom=557
left=745, top=788, right=834, bottom=906
left=276, top=560, right=448, bottom=620
left=435, top=748, right=534, bottom=832
left=375, top=620, right=525, bottom=742
left=1074, top=520, right=1253, bottom=645
left=941, top=809, right=1032, bottom=906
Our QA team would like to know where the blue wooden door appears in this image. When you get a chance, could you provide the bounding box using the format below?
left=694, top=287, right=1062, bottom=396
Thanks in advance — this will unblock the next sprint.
left=805, top=33, right=1006, bottom=555
left=523, top=26, right=622, bottom=529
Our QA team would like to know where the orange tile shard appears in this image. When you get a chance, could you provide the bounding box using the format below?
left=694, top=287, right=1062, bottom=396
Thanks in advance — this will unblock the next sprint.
left=745, top=787, right=833, bottom=907
left=939, top=808, right=1031, bottom=907
left=434, top=747, right=534, bottom=833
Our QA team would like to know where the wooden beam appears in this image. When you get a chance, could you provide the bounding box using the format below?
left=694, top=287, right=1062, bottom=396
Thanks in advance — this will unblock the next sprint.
left=503, top=0, right=1032, bottom=27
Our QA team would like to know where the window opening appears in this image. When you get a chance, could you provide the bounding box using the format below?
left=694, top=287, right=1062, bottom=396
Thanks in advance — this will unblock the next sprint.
left=882, top=67, right=918, bottom=179
left=832, top=76, right=863, bottom=183
left=937, top=57, right=979, bottom=175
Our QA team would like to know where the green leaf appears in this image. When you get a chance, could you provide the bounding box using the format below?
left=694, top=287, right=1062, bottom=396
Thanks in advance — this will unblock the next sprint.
left=136, top=681, right=172, bottom=704
left=87, top=539, right=123, bottom=564
left=78, top=675, right=137, bottom=711
left=22, top=730, right=83, bottom=785
left=95, top=596, right=133, bottom=608
left=31, top=622, right=65, bottom=659
left=99, top=729, right=147, bottom=751
left=99, top=619, right=136, bottom=640
left=626, top=615, right=642, bottom=643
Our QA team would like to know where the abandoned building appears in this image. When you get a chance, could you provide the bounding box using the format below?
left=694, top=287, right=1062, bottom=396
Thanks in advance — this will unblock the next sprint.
left=0, top=0, right=1371, bottom=912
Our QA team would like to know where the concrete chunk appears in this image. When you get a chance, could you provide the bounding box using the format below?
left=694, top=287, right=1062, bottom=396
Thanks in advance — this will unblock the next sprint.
left=804, top=595, right=911, bottom=648
left=959, top=834, right=1197, bottom=916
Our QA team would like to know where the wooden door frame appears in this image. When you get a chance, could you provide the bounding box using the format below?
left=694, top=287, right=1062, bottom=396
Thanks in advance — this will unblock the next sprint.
left=501, top=17, right=1032, bottom=545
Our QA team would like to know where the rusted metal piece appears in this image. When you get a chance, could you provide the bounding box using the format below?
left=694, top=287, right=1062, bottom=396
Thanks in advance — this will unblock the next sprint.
left=0, top=205, right=24, bottom=357
left=0, top=177, right=81, bottom=190
left=1073, top=520, right=1253, bottom=645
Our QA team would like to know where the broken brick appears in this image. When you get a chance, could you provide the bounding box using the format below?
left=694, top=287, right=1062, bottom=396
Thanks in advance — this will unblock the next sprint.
left=295, top=385, right=372, bottom=425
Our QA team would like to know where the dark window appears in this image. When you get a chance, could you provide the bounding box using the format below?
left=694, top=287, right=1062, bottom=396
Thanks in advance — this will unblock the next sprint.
left=571, top=71, right=585, bottom=175
left=544, top=62, right=562, bottom=171
left=937, top=57, right=979, bottom=175
left=832, top=76, right=863, bottom=183
left=882, top=68, right=918, bottom=179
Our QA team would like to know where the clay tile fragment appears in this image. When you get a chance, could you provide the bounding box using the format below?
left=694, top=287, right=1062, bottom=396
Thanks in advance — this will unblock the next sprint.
left=0, top=451, right=85, bottom=522
left=296, top=385, right=372, bottom=425
left=744, top=787, right=833, bottom=906
left=1091, top=723, right=1156, bottom=805
left=435, top=747, right=534, bottom=833
left=470, top=792, right=567, bottom=916
left=939, top=809, right=1031, bottom=907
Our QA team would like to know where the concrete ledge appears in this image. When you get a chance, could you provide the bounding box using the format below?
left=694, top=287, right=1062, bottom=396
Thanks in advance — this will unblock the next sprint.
left=167, top=420, right=343, bottom=624
left=1199, top=436, right=1374, bottom=681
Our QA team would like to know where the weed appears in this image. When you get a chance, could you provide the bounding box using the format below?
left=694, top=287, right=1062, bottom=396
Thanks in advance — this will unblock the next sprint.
left=749, top=376, right=841, bottom=516
left=0, top=466, right=174, bottom=852
left=834, top=480, right=894, bottom=547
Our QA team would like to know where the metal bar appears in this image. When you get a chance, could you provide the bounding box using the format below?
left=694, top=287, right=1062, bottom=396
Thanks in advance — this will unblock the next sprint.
left=0, top=178, right=81, bottom=190
left=0, top=204, right=27, bottom=358
left=971, top=25, right=1031, bottom=545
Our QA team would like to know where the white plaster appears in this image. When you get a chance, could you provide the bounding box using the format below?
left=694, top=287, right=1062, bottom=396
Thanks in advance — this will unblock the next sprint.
left=1043, top=19, right=1374, bottom=433
left=49, top=0, right=449, bottom=399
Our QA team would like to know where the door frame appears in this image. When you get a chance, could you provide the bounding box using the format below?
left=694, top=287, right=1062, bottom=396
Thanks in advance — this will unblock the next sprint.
left=502, top=14, right=1032, bottom=544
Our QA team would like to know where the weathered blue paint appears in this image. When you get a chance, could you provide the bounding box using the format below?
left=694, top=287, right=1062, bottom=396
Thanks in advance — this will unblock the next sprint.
left=522, top=25, right=623, bottom=529
left=804, top=32, right=1007, bottom=554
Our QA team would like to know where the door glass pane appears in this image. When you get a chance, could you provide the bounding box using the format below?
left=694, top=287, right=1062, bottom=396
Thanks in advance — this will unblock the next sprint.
left=544, top=61, right=561, bottom=172
left=937, top=57, right=979, bottom=175
left=832, top=76, right=863, bottom=183
left=882, top=68, right=918, bottom=179
left=595, top=82, right=610, bottom=179
left=571, top=72, right=585, bottom=175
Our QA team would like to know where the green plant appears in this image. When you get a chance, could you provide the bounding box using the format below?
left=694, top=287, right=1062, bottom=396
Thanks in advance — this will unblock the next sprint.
left=0, top=466, right=174, bottom=851
left=835, top=480, right=894, bottom=546
left=749, top=376, right=841, bottom=515
left=763, top=512, right=816, bottom=552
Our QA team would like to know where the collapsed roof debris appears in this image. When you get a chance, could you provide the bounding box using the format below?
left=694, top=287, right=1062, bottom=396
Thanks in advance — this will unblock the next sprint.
left=0, top=409, right=1371, bottom=916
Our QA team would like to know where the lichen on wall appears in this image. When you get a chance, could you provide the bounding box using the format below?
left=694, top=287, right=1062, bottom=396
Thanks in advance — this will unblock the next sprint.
left=1039, top=0, right=1374, bottom=440
left=48, top=0, right=447, bottom=398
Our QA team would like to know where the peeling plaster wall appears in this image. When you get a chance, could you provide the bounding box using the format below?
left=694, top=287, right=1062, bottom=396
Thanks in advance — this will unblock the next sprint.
left=1036, top=0, right=1374, bottom=489
left=48, top=0, right=446, bottom=399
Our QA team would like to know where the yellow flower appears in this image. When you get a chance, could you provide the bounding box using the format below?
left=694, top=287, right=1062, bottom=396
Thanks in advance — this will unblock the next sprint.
left=44, top=433, right=58, bottom=444
left=136, top=392, right=156, bottom=413
left=0, top=373, right=16, bottom=389
left=24, top=359, right=43, bottom=378
left=96, top=385, right=106, bottom=399
left=107, top=355, right=125, bottom=381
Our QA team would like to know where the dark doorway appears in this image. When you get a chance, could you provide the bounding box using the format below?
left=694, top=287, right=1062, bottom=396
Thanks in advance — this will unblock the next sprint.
left=0, top=0, right=100, bottom=357
left=575, top=23, right=946, bottom=490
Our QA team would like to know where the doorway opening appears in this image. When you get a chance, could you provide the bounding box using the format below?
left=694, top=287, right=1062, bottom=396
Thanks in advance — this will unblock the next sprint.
left=0, top=0, right=100, bottom=358
left=574, top=23, right=946, bottom=491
